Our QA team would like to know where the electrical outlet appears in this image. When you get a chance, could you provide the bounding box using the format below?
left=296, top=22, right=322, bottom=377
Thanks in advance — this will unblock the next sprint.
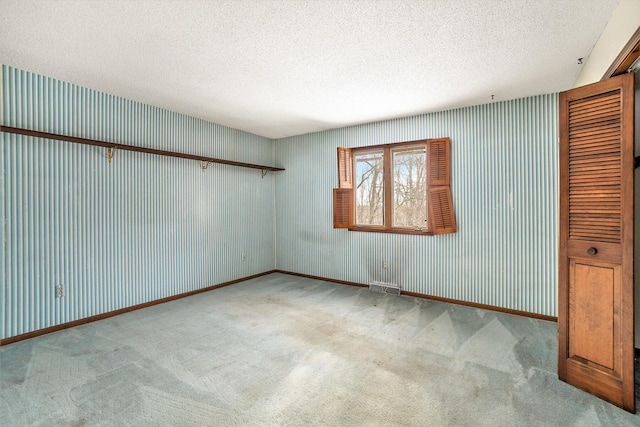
left=242, top=253, right=247, bottom=261
left=57, top=285, right=64, bottom=298
left=383, top=260, right=388, bottom=269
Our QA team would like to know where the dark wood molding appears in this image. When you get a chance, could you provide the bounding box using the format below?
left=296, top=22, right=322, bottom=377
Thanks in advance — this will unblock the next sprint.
left=347, top=226, right=433, bottom=236
left=0, top=125, right=284, bottom=172
left=0, top=270, right=277, bottom=347
left=275, top=270, right=368, bottom=288
left=402, top=291, right=557, bottom=322
left=2, top=269, right=559, bottom=346
left=275, top=270, right=557, bottom=322
left=350, top=137, right=448, bottom=152
left=603, top=26, right=640, bottom=80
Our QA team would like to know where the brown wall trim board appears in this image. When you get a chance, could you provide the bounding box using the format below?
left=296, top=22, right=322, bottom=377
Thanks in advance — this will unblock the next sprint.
left=0, top=270, right=277, bottom=347
left=402, top=291, right=557, bottom=322
left=0, top=125, right=285, bottom=172
left=275, top=270, right=558, bottom=322
left=274, top=270, right=368, bottom=288
left=603, top=26, right=640, bottom=79
left=3, top=269, right=557, bottom=346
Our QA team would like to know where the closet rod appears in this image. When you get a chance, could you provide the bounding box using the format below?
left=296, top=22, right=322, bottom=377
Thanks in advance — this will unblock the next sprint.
left=0, top=125, right=285, bottom=172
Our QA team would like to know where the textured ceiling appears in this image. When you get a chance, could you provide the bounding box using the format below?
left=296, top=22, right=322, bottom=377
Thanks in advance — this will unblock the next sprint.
left=0, top=0, right=621, bottom=139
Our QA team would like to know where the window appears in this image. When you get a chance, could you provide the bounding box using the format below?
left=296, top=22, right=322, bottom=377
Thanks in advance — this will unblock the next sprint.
left=354, top=149, right=384, bottom=226
left=392, top=145, right=427, bottom=228
left=333, top=138, right=456, bottom=235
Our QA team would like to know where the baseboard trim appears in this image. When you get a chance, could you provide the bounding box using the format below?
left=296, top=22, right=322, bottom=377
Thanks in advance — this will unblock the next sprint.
left=0, top=270, right=277, bottom=347
left=2, top=269, right=558, bottom=346
left=274, top=270, right=368, bottom=288
left=275, top=270, right=557, bottom=323
left=402, top=291, right=557, bottom=322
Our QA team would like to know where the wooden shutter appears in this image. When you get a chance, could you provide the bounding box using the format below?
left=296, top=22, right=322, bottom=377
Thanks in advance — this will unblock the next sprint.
left=558, top=73, right=634, bottom=412
left=337, top=147, right=353, bottom=189
left=427, top=138, right=450, bottom=186
left=334, top=147, right=354, bottom=228
left=428, top=187, right=456, bottom=234
left=333, top=188, right=353, bottom=228
left=427, top=138, right=456, bottom=234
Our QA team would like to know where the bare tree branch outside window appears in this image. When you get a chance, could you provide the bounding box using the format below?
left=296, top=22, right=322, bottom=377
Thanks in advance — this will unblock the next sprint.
left=354, top=146, right=428, bottom=228
left=392, top=147, right=427, bottom=229
left=354, top=151, right=384, bottom=225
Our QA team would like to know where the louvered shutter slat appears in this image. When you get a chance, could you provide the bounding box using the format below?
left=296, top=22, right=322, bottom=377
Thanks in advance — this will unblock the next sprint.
left=427, top=139, right=449, bottom=186
left=426, top=138, right=456, bottom=234
left=337, top=147, right=353, bottom=189
left=334, top=147, right=354, bottom=228
left=568, top=91, right=622, bottom=243
left=333, top=188, right=353, bottom=229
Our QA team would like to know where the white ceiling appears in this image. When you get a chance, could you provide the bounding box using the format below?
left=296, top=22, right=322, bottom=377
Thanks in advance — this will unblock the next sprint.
left=0, top=0, right=621, bottom=139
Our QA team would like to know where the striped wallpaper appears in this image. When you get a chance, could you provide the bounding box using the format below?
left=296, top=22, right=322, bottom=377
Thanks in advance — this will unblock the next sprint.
left=1, top=65, right=276, bottom=340
left=274, top=94, right=559, bottom=316
left=1, top=62, right=560, bottom=341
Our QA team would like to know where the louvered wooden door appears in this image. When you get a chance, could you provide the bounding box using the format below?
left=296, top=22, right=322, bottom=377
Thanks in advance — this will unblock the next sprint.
left=558, top=73, right=634, bottom=412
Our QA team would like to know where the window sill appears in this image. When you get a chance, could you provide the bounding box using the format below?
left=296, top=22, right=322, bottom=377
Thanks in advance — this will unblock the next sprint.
left=347, top=226, right=434, bottom=236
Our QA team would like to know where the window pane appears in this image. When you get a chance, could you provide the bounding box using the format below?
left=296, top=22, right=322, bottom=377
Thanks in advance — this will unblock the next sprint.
left=392, top=146, right=427, bottom=228
left=354, top=150, right=384, bottom=226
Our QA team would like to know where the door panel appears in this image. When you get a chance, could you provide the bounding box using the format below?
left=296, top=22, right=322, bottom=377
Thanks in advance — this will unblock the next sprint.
left=559, top=72, right=635, bottom=412
left=569, top=260, right=618, bottom=370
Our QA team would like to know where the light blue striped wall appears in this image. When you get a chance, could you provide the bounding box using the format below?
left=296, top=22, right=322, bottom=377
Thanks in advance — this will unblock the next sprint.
left=1, top=62, right=559, bottom=341
left=275, top=94, right=558, bottom=316
left=1, top=65, right=276, bottom=340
